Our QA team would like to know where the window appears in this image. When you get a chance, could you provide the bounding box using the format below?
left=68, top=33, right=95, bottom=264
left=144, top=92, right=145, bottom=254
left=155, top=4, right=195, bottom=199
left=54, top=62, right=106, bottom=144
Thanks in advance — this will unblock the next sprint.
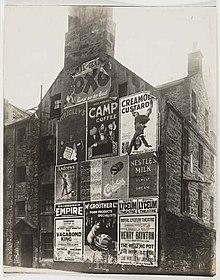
left=16, top=166, right=26, bottom=183
left=181, top=181, right=190, bottom=214
left=17, top=127, right=26, bottom=144
left=210, top=154, right=214, bottom=175
left=42, top=184, right=54, bottom=212
left=191, top=90, right=197, bottom=116
left=198, top=143, right=204, bottom=171
left=210, top=197, right=214, bottom=222
left=118, top=82, right=128, bottom=98
left=204, top=109, right=209, bottom=134
left=16, top=201, right=25, bottom=217
left=183, top=128, right=189, bottom=155
left=42, top=136, right=55, bottom=162
left=50, top=93, right=61, bottom=118
left=197, top=189, right=203, bottom=218
left=42, top=233, right=53, bottom=259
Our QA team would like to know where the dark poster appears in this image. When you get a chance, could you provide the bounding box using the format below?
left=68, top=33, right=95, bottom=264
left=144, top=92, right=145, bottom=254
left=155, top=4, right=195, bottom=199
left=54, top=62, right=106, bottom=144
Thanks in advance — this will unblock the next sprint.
left=87, top=98, right=119, bottom=160
left=79, top=159, right=102, bottom=201
left=129, top=152, right=158, bottom=197
left=102, top=156, right=129, bottom=200
left=55, top=164, right=77, bottom=203
left=84, top=200, right=118, bottom=263
left=58, top=103, right=86, bottom=164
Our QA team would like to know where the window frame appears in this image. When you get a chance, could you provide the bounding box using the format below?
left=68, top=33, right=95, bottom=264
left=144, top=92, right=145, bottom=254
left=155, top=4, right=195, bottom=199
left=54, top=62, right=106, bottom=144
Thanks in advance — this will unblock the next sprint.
left=181, top=181, right=190, bottom=214
left=42, top=135, right=55, bottom=163
left=50, top=93, right=61, bottom=118
left=16, top=200, right=26, bottom=217
left=42, top=184, right=54, bottom=213
left=183, top=128, right=189, bottom=156
left=16, top=166, right=26, bottom=183
left=191, top=89, right=197, bottom=116
left=197, top=189, right=203, bottom=218
left=204, top=109, right=209, bottom=134
left=198, top=143, right=204, bottom=171
left=42, top=233, right=53, bottom=259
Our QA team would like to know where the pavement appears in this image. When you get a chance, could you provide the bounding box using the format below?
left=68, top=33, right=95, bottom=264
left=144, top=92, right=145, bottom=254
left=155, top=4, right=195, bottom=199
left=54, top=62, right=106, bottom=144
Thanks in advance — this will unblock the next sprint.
left=3, top=265, right=78, bottom=274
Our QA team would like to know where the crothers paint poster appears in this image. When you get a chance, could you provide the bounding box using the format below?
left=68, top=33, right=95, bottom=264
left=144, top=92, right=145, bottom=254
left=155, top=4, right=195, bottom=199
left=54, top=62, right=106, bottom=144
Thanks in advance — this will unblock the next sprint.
left=129, top=152, right=159, bottom=197
left=102, top=156, right=128, bottom=200
left=119, top=92, right=158, bottom=156
left=79, top=159, right=102, bottom=201
left=58, top=103, right=86, bottom=164
left=87, top=98, right=119, bottom=160
left=55, top=164, right=77, bottom=203
left=84, top=200, right=118, bottom=264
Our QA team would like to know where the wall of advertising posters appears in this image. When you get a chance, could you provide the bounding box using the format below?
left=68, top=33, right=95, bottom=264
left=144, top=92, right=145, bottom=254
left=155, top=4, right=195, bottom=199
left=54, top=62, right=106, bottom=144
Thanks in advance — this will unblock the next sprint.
left=79, top=159, right=102, bottom=201
left=54, top=202, right=84, bottom=262
left=119, top=92, right=158, bottom=156
left=55, top=164, right=78, bottom=203
left=58, top=103, right=86, bottom=164
left=87, top=98, right=119, bottom=160
left=70, top=57, right=111, bottom=104
left=84, top=200, right=118, bottom=263
left=129, top=152, right=159, bottom=197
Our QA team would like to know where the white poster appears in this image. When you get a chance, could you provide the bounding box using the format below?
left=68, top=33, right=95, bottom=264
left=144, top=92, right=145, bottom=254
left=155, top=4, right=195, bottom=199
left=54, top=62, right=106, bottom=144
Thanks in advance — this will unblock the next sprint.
left=54, top=218, right=83, bottom=262
left=119, top=215, right=158, bottom=266
left=119, top=92, right=158, bottom=156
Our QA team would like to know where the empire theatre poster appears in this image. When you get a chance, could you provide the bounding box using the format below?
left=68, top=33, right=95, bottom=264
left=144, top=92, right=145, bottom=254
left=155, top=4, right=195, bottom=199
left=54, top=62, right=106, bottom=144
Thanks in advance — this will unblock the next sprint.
left=119, top=92, right=158, bottom=156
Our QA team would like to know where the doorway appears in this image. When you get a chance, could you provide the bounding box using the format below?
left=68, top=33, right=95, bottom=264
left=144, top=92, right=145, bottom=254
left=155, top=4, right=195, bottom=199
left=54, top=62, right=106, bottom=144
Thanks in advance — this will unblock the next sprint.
left=21, top=234, right=33, bottom=267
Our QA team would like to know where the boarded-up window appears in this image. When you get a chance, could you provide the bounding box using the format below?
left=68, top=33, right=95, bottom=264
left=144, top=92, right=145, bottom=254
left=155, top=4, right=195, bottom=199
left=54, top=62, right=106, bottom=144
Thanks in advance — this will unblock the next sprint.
left=16, top=166, right=26, bottom=183
left=16, top=201, right=25, bottom=217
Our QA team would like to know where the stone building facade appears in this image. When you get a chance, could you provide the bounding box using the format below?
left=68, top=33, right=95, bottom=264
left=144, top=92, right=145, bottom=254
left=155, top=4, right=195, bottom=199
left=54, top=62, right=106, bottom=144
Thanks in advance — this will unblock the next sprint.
left=4, top=101, right=39, bottom=267
left=3, top=6, right=216, bottom=276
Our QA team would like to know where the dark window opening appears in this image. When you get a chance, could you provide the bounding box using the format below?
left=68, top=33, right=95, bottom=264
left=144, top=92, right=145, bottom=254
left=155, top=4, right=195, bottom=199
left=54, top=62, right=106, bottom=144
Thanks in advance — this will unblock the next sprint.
left=16, top=201, right=25, bottom=217
left=198, top=189, right=203, bottom=218
left=205, top=109, right=209, bottom=134
left=42, top=184, right=54, bottom=212
left=50, top=93, right=61, bottom=118
left=198, top=143, right=204, bottom=171
left=17, top=127, right=26, bottom=144
left=118, top=82, right=128, bottom=98
left=181, top=181, right=190, bottom=214
left=42, top=233, right=53, bottom=259
left=16, top=166, right=26, bottom=183
left=210, top=197, right=214, bottom=222
left=183, top=128, right=189, bottom=156
left=42, top=135, right=55, bottom=163
left=191, top=90, right=197, bottom=116
left=210, top=154, right=214, bottom=176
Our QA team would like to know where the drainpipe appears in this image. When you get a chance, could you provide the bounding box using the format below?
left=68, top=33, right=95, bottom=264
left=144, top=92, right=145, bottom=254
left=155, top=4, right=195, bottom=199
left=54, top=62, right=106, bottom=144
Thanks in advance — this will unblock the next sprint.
left=180, top=119, right=185, bottom=213
left=37, top=85, right=43, bottom=267
left=12, top=125, right=16, bottom=265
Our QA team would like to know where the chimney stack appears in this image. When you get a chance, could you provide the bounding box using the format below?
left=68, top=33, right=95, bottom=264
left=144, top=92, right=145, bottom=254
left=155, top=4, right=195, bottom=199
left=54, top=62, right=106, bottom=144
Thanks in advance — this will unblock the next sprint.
left=188, top=42, right=203, bottom=76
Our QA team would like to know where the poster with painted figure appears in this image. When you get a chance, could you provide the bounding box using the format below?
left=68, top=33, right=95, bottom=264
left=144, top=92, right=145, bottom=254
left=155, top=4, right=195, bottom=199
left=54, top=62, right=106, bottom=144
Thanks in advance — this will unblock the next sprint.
left=58, top=103, right=86, bottom=165
left=87, top=98, right=119, bottom=160
left=102, top=156, right=128, bottom=200
left=55, top=164, right=77, bottom=203
left=119, top=92, right=158, bottom=156
left=84, top=200, right=118, bottom=264
left=79, top=159, right=102, bottom=201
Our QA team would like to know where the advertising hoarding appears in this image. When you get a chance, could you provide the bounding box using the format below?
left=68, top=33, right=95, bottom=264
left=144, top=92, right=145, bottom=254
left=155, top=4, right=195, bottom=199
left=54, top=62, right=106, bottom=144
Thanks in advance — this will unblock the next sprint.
left=119, top=197, right=158, bottom=215
left=84, top=200, right=118, bottom=263
left=87, top=98, right=119, bottom=159
left=54, top=218, right=83, bottom=262
left=55, top=164, right=77, bottom=203
left=119, top=215, right=158, bottom=266
left=129, top=152, right=159, bottom=197
left=119, top=92, right=158, bottom=156
left=55, top=202, right=84, bottom=218
left=58, top=103, right=86, bottom=165
left=70, top=57, right=111, bottom=104
left=79, top=159, right=102, bottom=201
left=102, top=156, right=129, bottom=200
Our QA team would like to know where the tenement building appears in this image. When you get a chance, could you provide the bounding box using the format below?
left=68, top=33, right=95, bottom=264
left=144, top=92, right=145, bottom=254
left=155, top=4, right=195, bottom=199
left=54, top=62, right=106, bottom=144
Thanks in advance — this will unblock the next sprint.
left=3, top=6, right=216, bottom=276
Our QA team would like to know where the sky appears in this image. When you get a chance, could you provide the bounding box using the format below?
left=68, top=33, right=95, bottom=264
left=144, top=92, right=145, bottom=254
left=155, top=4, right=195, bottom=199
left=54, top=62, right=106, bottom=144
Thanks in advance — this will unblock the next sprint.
left=3, top=5, right=216, bottom=126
